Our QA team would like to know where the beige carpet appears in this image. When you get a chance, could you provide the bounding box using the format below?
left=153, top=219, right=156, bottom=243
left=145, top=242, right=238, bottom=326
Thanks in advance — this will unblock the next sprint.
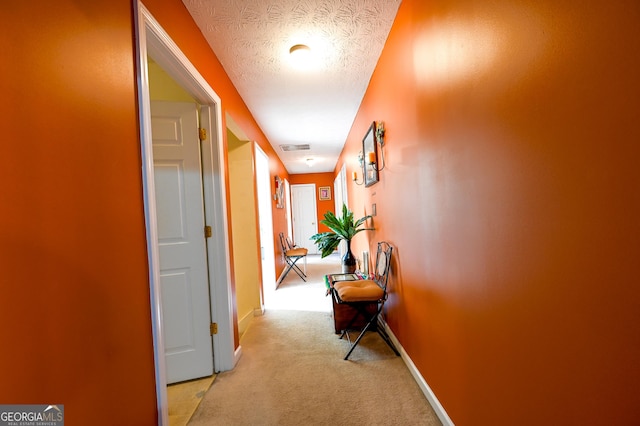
left=189, top=255, right=441, bottom=426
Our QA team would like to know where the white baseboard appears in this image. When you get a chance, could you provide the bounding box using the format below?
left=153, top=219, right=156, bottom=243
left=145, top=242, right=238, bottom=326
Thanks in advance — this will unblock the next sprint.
left=381, top=319, right=455, bottom=426
left=232, top=344, right=242, bottom=368
left=238, top=310, right=254, bottom=336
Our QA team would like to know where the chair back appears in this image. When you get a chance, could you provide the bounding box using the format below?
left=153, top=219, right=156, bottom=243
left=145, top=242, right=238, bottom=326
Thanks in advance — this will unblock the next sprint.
left=285, top=235, right=295, bottom=250
left=372, top=242, right=393, bottom=290
left=278, top=232, right=288, bottom=253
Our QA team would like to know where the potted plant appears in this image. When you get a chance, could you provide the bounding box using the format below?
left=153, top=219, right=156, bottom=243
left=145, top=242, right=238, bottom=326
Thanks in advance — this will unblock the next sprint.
left=311, top=204, right=373, bottom=273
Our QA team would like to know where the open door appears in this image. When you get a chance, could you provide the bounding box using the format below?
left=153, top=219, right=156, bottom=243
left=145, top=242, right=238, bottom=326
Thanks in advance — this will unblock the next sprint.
left=136, top=4, right=237, bottom=423
left=151, top=100, right=214, bottom=384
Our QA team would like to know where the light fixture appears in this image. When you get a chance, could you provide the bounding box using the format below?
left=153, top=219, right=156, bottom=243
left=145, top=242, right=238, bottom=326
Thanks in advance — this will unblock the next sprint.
left=369, top=121, right=386, bottom=172
left=290, top=44, right=311, bottom=56
left=352, top=170, right=364, bottom=185
left=289, top=44, right=312, bottom=69
left=306, top=157, right=315, bottom=167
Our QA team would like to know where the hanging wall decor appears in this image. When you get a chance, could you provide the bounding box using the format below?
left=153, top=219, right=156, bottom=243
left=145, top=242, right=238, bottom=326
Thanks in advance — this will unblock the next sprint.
left=319, top=186, right=331, bottom=201
left=274, top=176, right=284, bottom=208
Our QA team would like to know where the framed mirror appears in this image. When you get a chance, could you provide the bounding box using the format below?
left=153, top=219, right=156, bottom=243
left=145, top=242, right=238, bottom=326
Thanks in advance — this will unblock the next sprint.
left=362, top=121, right=379, bottom=187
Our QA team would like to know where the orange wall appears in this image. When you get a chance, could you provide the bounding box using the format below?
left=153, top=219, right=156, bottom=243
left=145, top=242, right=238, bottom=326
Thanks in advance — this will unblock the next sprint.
left=338, top=0, right=640, bottom=424
left=0, top=1, right=157, bottom=423
left=289, top=173, right=336, bottom=235
left=0, top=0, right=289, bottom=423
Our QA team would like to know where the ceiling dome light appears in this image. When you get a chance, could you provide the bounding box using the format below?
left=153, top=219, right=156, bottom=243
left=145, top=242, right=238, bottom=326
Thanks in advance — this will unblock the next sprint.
left=289, top=44, right=314, bottom=69
left=289, top=44, right=311, bottom=57
left=305, top=158, right=315, bottom=167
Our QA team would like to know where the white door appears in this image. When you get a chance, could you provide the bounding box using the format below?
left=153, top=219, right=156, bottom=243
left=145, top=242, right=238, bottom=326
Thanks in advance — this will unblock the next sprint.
left=291, top=184, right=318, bottom=254
left=151, top=101, right=213, bottom=384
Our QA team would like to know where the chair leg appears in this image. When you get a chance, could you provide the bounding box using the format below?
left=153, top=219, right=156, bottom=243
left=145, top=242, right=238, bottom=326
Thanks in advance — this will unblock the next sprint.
left=278, top=256, right=307, bottom=284
left=343, top=315, right=377, bottom=360
left=291, top=259, right=306, bottom=279
left=341, top=303, right=399, bottom=360
left=278, top=263, right=293, bottom=284
left=374, top=317, right=400, bottom=357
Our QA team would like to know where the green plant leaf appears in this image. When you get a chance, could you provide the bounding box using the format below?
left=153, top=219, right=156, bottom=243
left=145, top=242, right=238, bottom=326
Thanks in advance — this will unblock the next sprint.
left=311, top=204, right=374, bottom=258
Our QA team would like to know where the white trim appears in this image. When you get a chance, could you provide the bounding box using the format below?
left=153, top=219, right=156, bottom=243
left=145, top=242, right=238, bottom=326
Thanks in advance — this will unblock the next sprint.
left=255, top=144, right=276, bottom=297
left=135, top=3, right=237, bottom=424
left=380, top=318, right=455, bottom=426
left=198, top=104, right=236, bottom=372
left=133, top=6, right=168, bottom=426
left=333, top=164, right=348, bottom=258
left=233, top=345, right=243, bottom=366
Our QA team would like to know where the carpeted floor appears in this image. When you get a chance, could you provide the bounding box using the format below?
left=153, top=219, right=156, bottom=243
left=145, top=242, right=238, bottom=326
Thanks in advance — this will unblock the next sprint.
left=188, top=254, right=441, bottom=425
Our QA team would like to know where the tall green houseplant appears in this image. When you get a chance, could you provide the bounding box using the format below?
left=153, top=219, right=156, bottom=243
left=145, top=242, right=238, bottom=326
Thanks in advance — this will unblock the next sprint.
left=311, top=204, right=373, bottom=272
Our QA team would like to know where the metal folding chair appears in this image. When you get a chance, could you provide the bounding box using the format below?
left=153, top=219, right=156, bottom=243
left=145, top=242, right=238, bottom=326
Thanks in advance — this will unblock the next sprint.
left=278, top=232, right=308, bottom=284
left=331, top=241, right=399, bottom=360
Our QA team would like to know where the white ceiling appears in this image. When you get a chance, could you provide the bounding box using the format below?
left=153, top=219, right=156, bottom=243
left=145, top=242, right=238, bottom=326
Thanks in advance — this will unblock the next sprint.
left=182, top=0, right=401, bottom=174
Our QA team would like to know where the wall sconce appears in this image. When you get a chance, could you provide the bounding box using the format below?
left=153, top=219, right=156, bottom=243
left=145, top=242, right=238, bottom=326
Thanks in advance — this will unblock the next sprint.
left=376, top=121, right=385, bottom=147
left=369, top=121, right=386, bottom=172
left=352, top=170, right=364, bottom=185
left=352, top=151, right=365, bottom=185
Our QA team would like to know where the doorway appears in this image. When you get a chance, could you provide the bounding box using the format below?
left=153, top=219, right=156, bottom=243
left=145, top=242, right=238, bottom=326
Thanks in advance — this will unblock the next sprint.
left=255, top=145, right=276, bottom=297
left=291, top=184, right=318, bottom=254
left=136, top=4, right=236, bottom=424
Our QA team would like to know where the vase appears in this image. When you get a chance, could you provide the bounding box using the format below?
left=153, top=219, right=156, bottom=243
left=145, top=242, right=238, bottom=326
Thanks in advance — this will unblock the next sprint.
left=342, top=240, right=357, bottom=273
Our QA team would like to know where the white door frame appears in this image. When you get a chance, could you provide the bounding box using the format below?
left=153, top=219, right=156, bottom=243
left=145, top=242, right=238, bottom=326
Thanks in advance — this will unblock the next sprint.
left=334, top=164, right=348, bottom=258
left=254, top=144, right=276, bottom=297
left=284, top=179, right=293, bottom=239
left=135, top=4, right=237, bottom=425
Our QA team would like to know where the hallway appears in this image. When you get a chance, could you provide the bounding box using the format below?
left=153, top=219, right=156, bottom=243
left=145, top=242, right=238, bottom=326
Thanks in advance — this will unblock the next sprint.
left=263, top=253, right=338, bottom=313
left=187, top=254, right=441, bottom=425
left=167, top=254, right=339, bottom=425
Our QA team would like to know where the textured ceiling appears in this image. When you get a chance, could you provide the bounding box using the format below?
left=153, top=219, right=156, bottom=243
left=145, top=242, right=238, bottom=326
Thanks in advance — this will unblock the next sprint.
left=182, top=0, right=401, bottom=174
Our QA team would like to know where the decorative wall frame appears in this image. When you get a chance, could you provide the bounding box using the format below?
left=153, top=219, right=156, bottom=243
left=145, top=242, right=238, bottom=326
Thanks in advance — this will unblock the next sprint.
left=319, top=186, right=331, bottom=201
left=362, top=121, right=379, bottom=187
left=275, top=176, right=284, bottom=208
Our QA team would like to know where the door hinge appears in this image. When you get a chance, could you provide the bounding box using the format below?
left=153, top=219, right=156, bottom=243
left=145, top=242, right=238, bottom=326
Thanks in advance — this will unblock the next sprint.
left=210, top=322, right=218, bottom=335
left=205, top=225, right=212, bottom=238
left=199, top=128, right=207, bottom=141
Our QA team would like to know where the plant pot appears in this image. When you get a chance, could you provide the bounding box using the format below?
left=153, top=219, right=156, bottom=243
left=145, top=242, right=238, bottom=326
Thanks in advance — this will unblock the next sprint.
left=342, top=240, right=357, bottom=273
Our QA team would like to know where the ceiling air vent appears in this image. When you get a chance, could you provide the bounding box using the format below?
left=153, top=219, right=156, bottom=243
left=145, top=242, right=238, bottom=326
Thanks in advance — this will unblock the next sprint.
left=279, top=144, right=310, bottom=152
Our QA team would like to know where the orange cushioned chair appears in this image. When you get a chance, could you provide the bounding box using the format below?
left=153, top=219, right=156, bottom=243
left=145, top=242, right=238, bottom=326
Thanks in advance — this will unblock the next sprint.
left=278, top=232, right=308, bottom=284
left=331, top=241, right=399, bottom=360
